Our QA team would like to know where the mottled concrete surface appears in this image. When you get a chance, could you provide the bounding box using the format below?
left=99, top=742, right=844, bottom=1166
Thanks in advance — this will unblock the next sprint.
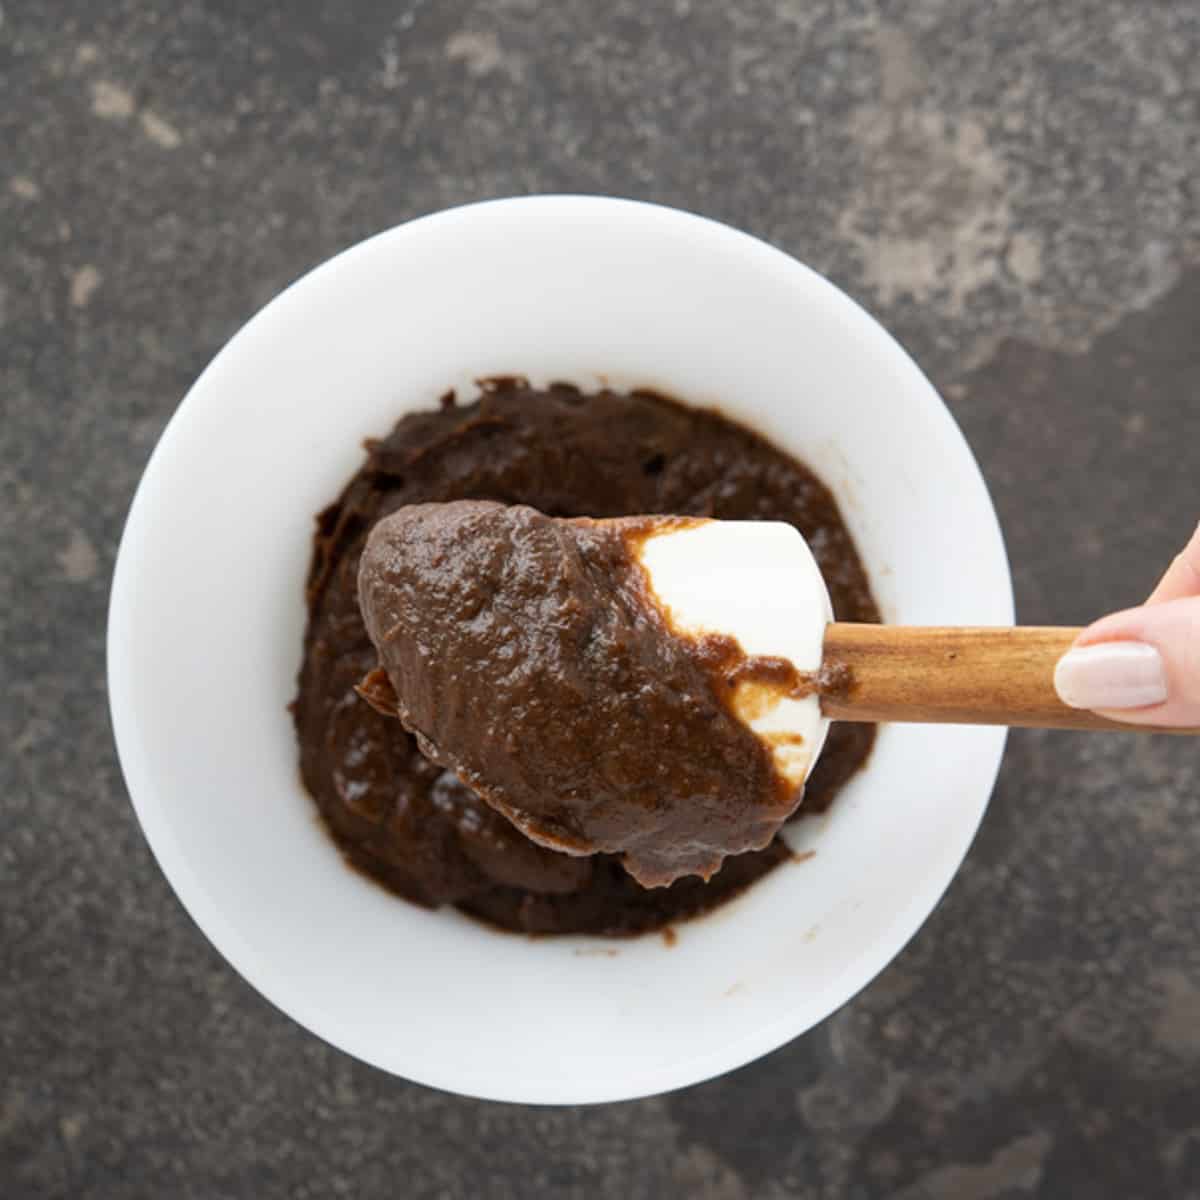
left=3, top=1, right=1199, bottom=1196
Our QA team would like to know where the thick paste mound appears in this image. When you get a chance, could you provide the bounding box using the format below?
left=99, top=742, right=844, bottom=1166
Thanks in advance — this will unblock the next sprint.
left=293, top=380, right=878, bottom=935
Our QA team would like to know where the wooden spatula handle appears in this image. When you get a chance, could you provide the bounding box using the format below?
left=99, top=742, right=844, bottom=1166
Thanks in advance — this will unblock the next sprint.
left=821, top=624, right=1197, bottom=733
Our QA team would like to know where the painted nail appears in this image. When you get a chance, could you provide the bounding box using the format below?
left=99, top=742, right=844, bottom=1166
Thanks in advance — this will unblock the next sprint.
left=1054, top=641, right=1167, bottom=711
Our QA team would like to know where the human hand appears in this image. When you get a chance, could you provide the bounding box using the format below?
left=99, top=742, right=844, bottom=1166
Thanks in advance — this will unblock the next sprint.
left=1055, top=522, right=1200, bottom=727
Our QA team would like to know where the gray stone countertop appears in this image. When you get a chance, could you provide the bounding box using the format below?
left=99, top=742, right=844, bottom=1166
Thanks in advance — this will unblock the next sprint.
left=3, top=2, right=1199, bottom=1196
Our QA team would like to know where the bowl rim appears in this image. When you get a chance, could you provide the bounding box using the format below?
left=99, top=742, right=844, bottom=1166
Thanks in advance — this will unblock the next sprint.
left=107, top=194, right=1013, bottom=1104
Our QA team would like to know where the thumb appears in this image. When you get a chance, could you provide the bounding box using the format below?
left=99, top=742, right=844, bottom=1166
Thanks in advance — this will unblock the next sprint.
left=1054, top=596, right=1200, bottom=727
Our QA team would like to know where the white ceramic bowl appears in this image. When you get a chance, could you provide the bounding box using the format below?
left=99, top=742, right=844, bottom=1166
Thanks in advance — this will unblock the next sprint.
left=108, top=197, right=1012, bottom=1104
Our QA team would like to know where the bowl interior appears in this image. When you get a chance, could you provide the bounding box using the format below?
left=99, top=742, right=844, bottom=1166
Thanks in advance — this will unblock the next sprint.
left=108, top=197, right=1012, bottom=1104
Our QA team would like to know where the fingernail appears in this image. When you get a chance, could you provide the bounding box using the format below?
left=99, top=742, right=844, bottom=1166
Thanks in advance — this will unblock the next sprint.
left=1054, top=641, right=1167, bottom=711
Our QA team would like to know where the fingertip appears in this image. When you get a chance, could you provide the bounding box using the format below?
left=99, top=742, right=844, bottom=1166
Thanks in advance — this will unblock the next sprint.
left=1070, top=595, right=1200, bottom=728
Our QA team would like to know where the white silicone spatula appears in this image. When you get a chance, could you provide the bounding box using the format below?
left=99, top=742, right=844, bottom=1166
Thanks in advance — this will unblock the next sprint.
left=633, top=518, right=1197, bottom=787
